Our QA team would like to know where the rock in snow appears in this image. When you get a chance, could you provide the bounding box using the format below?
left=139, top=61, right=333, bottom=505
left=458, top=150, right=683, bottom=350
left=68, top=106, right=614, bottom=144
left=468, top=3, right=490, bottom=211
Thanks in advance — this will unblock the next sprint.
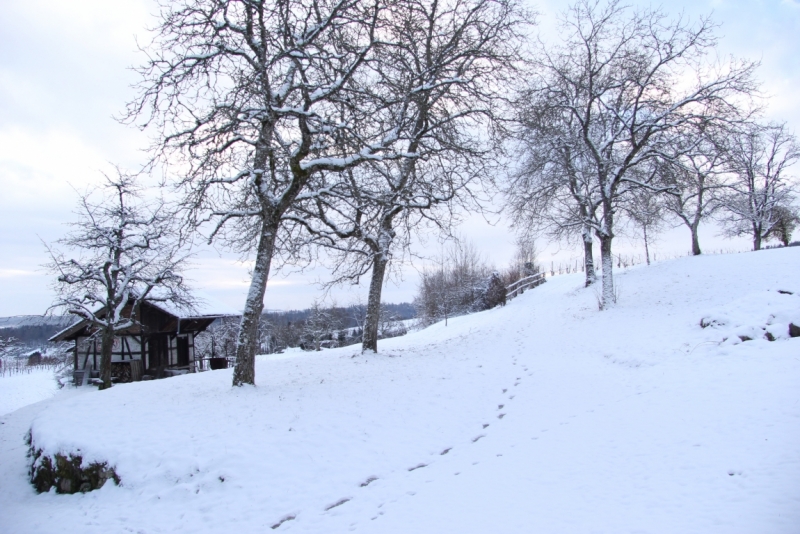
left=1, top=248, right=799, bottom=533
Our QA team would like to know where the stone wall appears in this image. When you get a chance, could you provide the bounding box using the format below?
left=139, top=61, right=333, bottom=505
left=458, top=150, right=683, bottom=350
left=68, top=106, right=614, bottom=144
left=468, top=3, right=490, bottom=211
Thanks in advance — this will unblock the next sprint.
left=28, top=432, right=119, bottom=494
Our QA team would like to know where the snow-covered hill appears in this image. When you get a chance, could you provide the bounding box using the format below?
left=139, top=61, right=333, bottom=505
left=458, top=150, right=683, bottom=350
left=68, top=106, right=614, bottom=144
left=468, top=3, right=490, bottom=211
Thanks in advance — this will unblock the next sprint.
left=2, top=249, right=799, bottom=533
left=0, top=316, right=75, bottom=330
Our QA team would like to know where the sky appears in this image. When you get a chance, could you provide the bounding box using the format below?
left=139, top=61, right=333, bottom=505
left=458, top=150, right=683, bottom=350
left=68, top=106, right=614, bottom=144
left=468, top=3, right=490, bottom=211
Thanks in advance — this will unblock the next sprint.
left=0, top=0, right=798, bottom=316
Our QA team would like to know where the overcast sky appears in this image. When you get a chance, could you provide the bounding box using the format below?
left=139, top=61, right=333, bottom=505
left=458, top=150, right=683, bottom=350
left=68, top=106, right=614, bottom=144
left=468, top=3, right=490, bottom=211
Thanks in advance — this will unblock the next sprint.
left=0, top=0, right=798, bottom=317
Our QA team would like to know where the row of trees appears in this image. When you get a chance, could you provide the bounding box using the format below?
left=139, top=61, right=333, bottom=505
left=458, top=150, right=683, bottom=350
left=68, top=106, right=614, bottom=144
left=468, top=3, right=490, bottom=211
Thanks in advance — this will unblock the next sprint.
left=414, top=239, right=537, bottom=326
left=47, top=0, right=797, bottom=389
left=122, top=0, right=530, bottom=386
left=49, top=0, right=529, bottom=387
left=505, top=0, right=798, bottom=309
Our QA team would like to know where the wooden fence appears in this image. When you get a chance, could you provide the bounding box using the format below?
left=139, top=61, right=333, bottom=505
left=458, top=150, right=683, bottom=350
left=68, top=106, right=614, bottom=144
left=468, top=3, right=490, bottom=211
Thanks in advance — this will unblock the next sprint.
left=506, top=272, right=546, bottom=301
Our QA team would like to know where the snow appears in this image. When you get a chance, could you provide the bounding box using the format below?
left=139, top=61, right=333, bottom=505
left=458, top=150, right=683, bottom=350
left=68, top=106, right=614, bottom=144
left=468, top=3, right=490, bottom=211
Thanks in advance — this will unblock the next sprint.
left=0, top=369, right=59, bottom=417
left=146, top=288, right=241, bottom=318
left=2, top=248, right=800, bottom=533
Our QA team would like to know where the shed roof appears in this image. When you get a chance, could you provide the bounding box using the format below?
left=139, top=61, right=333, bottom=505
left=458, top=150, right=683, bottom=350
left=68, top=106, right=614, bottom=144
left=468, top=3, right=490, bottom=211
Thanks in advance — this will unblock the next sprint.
left=49, top=293, right=238, bottom=342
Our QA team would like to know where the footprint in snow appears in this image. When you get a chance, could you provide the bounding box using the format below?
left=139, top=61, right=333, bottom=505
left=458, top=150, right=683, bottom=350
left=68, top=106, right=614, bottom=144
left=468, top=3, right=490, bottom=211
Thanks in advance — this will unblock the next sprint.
left=360, top=477, right=378, bottom=487
left=271, top=514, right=296, bottom=529
left=325, top=498, right=351, bottom=511
left=498, top=413, right=506, bottom=419
left=408, top=463, right=427, bottom=472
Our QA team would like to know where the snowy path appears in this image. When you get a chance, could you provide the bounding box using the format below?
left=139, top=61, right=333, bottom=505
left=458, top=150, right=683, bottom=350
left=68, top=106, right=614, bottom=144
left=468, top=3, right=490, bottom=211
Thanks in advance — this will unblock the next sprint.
left=0, top=369, right=59, bottom=417
left=349, top=333, right=800, bottom=533
left=2, top=249, right=799, bottom=533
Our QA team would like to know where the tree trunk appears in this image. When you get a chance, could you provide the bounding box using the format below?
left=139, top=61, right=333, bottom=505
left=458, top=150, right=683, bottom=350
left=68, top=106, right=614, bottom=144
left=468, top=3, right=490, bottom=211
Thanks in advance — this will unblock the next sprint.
left=583, top=232, right=596, bottom=287
left=753, top=222, right=762, bottom=251
left=232, top=218, right=278, bottom=386
left=690, top=223, right=702, bottom=255
left=362, top=254, right=389, bottom=353
left=600, top=234, right=615, bottom=309
left=643, top=225, right=650, bottom=265
left=598, top=194, right=616, bottom=309
left=99, top=326, right=115, bottom=390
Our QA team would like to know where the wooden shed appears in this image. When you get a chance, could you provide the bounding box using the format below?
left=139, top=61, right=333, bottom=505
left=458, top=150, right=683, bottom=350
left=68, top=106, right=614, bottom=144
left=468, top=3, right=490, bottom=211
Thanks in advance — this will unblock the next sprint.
left=50, top=299, right=236, bottom=385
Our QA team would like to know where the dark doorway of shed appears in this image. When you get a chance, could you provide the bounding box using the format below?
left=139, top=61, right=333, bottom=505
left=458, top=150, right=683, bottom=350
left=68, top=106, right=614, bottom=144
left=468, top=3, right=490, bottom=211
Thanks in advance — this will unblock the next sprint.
left=148, top=335, right=168, bottom=377
left=177, top=336, right=189, bottom=367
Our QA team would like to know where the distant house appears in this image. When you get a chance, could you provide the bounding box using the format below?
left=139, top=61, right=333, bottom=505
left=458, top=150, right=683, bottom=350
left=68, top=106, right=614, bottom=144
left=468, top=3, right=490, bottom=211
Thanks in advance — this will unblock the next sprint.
left=25, top=350, right=42, bottom=366
left=50, top=298, right=237, bottom=385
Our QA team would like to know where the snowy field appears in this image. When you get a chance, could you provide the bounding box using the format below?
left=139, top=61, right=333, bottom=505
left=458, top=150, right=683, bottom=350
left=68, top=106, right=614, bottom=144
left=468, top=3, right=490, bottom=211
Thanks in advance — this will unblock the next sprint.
left=0, top=369, right=59, bottom=417
left=1, top=248, right=799, bottom=533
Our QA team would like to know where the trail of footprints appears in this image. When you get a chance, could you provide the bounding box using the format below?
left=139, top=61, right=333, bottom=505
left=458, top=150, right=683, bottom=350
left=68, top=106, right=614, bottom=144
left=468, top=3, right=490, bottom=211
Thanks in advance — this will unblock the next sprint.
left=270, top=370, right=528, bottom=530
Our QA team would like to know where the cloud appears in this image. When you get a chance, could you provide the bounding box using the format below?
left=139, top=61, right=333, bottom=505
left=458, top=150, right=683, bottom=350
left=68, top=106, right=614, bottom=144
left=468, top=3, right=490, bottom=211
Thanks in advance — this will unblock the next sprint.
left=0, top=269, right=37, bottom=279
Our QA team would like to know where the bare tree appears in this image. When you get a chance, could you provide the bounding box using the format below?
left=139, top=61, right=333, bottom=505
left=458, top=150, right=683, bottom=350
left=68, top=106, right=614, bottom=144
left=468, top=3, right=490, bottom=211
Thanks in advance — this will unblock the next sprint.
left=127, top=0, right=434, bottom=385
left=194, top=316, right=239, bottom=366
left=0, top=337, right=23, bottom=377
left=290, top=0, right=527, bottom=352
left=301, top=300, right=340, bottom=351
left=45, top=174, right=190, bottom=389
left=718, top=122, right=800, bottom=250
left=0, top=336, right=21, bottom=356
left=765, top=205, right=799, bottom=246
left=507, top=109, right=602, bottom=287
left=663, top=126, right=729, bottom=255
left=376, top=304, right=408, bottom=339
left=503, top=235, right=541, bottom=284
left=414, top=240, right=491, bottom=326
left=623, top=180, right=666, bottom=265
left=515, top=0, right=756, bottom=307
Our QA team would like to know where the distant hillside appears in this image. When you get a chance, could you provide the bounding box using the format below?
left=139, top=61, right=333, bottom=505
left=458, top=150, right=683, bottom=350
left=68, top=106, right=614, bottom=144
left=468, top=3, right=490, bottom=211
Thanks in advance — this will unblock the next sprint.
left=0, top=316, right=77, bottom=346
left=262, top=302, right=415, bottom=329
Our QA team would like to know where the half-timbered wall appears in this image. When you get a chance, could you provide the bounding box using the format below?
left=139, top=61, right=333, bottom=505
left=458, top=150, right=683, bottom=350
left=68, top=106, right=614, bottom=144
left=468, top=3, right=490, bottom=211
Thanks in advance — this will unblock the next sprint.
left=76, top=333, right=196, bottom=372
left=75, top=335, right=144, bottom=371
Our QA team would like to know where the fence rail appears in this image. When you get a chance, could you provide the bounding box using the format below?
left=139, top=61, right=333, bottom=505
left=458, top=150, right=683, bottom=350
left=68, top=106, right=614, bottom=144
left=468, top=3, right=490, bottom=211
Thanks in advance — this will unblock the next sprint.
left=506, top=272, right=546, bottom=300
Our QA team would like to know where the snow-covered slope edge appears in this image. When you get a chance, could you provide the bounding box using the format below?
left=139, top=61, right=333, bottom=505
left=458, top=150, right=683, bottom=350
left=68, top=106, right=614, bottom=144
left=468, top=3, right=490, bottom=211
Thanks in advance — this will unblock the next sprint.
left=2, top=248, right=800, bottom=534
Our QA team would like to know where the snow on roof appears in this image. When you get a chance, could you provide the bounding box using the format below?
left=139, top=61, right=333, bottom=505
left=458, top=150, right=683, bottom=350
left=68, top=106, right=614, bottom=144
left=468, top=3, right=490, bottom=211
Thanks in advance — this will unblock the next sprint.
left=146, top=289, right=240, bottom=319
left=48, top=320, right=89, bottom=343
left=48, top=291, right=240, bottom=342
